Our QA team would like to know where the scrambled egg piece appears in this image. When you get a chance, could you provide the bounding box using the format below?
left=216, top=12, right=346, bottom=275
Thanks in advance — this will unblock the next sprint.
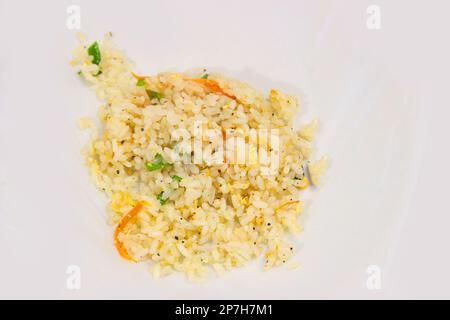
left=111, top=191, right=135, bottom=212
left=308, top=156, right=328, bottom=186
left=299, top=119, right=318, bottom=141
left=268, top=89, right=297, bottom=121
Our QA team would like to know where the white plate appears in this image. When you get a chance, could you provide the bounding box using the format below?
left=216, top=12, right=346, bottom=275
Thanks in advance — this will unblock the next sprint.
left=1, top=0, right=449, bottom=299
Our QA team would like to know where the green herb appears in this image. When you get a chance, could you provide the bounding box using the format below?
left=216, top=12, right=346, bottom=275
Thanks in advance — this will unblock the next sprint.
left=145, top=153, right=171, bottom=171
left=145, top=154, right=165, bottom=171
left=157, top=191, right=169, bottom=205
left=77, top=70, right=82, bottom=75
left=146, top=90, right=164, bottom=101
left=201, top=73, right=209, bottom=79
left=87, top=41, right=101, bottom=65
left=171, top=175, right=182, bottom=182
left=136, top=79, right=145, bottom=87
left=93, top=70, right=102, bottom=76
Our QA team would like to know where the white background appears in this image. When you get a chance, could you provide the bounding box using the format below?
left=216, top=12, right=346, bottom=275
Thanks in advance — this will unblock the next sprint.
left=0, top=0, right=449, bottom=299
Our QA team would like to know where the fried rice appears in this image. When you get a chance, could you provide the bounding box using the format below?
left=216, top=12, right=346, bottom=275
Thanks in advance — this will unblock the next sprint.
left=71, top=33, right=327, bottom=280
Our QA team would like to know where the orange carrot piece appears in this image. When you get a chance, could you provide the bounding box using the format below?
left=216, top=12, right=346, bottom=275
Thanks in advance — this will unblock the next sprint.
left=221, top=127, right=228, bottom=163
left=113, top=202, right=143, bottom=262
left=189, top=78, right=237, bottom=100
left=221, top=127, right=227, bottom=140
left=131, top=72, right=148, bottom=80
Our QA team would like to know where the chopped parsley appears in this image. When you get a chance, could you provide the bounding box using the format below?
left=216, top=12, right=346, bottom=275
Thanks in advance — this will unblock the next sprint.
left=146, top=90, right=164, bottom=101
left=136, top=79, right=145, bottom=87
left=157, top=191, right=169, bottom=205
left=171, top=175, right=182, bottom=182
left=87, top=41, right=101, bottom=65
left=145, top=154, right=171, bottom=171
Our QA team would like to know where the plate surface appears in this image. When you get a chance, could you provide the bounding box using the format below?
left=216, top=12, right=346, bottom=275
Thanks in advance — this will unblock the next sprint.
left=1, top=0, right=449, bottom=299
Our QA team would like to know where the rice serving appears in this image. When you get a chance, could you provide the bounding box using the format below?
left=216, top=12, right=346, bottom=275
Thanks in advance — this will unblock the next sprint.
left=71, top=33, right=327, bottom=280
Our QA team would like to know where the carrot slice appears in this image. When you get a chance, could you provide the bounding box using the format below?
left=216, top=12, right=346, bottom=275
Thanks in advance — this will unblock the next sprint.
left=189, top=78, right=237, bottom=100
left=113, top=202, right=143, bottom=262
left=131, top=72, right=148, bottom=80
left=221, top=127, right=228, bottom=164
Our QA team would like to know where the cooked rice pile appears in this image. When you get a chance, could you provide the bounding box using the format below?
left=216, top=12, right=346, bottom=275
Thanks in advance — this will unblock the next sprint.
left=72, top=34, right=326, bottom=280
